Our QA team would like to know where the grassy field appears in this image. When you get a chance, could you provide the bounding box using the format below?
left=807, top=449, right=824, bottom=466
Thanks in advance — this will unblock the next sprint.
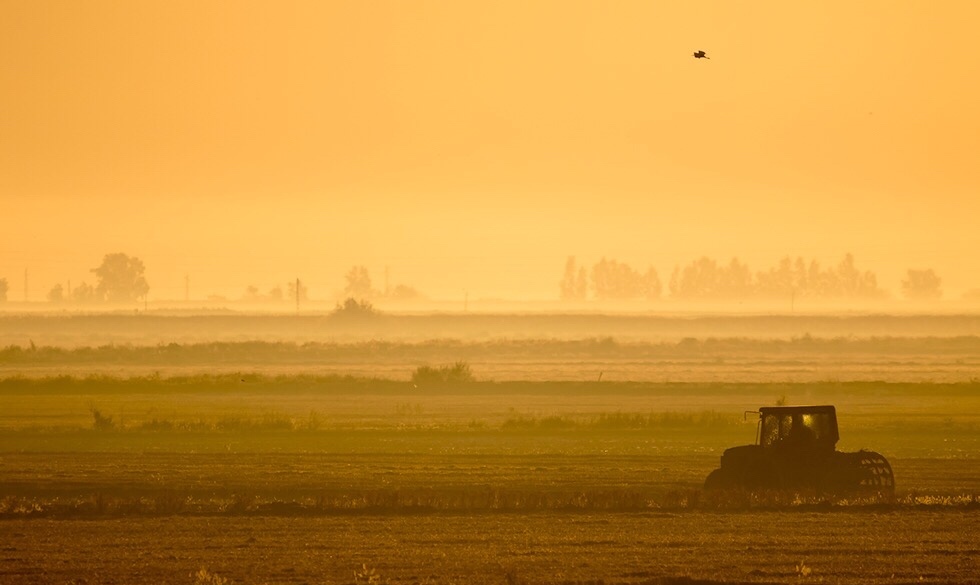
left=1, top=317, right=978, bottom=584
left=3, top=336, right=980, bottom=382
left=2, top=312, right=979, bottom=346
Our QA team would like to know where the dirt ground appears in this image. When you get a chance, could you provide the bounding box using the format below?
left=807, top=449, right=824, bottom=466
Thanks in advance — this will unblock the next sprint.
left=3, top=510, right=978, bottom=585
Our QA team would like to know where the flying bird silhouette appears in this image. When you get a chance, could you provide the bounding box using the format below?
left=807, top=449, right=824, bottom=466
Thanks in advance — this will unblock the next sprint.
left=693, top=50, right=710, bottom=59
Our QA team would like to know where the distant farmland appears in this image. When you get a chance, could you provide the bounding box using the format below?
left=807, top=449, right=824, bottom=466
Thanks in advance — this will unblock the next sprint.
left=2, top=312, right=979, bottom=346
left=1, top=314, right=978, bottom=584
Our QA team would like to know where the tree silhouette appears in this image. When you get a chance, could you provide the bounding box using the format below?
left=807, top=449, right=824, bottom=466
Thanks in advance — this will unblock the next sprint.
left=672, top=257, right=723, bottom=298
left=575, top=267, right=588, bottom=299
left=838, top=253, right=884, bottom=298
left=590, top=258, right=660, bottom=300
left=560, top=257, right=588, bottom=300
left=640, top=266, right=662, bottom=299
left=91, top=253, right=149, bottom=303
left=47, top=284, right=65, bottom=303
left=902, top=269, right=942, bottom=300
left=670, top=254, right=884, bottom=300
left=344, top=266, right=373, bottom=299
left=388, top=284, right=420, bottom=300
left=72, top=282, right=97, bottom=303
left=756, top=256, right=799, bottom=298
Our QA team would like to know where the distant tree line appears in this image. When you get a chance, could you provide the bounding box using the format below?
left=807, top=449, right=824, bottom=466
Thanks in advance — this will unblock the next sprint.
left=0, top=252, right=947, bottom=306
left=241, top=266, right=421, bottom=304
left=560, top=255, right=944, bottom=301
left=562, top=257, right=661, bottom=300
left=38, top=253, right=149, bottom=305
left=19, top=254, right=424, bottom=306
left=670, top=254, right=884, bottom=300
left=340, top=265, right=420, bottom=301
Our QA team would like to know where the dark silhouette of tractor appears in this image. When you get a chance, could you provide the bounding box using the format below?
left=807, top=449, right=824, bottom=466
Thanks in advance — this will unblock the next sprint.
left=704, top=405, right=894, bottom=496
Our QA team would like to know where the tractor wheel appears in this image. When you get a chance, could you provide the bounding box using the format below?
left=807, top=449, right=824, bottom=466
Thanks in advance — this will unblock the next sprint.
left=704, top=468, right=736, bottom=490
left=820, top=451, right=895, bottom=498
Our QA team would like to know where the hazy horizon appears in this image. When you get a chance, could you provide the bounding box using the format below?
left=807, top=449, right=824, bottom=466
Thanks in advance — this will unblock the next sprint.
left=3, top=2, right=978, bottom=302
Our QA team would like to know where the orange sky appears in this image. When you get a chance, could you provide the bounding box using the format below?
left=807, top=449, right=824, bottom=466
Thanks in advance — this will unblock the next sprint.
left=2, top=1, right=978, bottom=301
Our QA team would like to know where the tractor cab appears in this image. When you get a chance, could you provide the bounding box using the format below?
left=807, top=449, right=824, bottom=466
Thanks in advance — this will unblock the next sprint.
left=757, top=405, right=838, bottom=452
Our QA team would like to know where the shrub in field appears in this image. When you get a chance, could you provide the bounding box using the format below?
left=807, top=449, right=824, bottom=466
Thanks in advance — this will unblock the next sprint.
left=354, top=563, right=383, bottom=585
left=194, top=568, right=230, bottom=585
left=214, top=413, right=294, bottom=432
left=411, top=361, right=474, bottom=385
left=501, top=415, right=576, bottom=431
left=332, top=297, right=378, bottom=318
left=301, top=409, right=324, bottom=431
left=90, top=408, right=115, bottom=431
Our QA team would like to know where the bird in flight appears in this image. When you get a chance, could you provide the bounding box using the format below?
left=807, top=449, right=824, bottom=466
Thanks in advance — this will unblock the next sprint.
left=693, top=50, right=710, bottom=59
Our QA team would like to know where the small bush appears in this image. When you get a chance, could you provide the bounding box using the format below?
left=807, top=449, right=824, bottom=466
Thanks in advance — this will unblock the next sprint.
left=90, top=408, right=115, bottom=431
left=194, top=568, right=230, bottom=585
left=354, top=563, right=383, bottom=585
left=139, top=418, right=176, bottom=431
left=411, top=361, right=474, bottom=385
left=332, top=298, right=378, bottom=317
left=502, top=415, right=576, bottom=431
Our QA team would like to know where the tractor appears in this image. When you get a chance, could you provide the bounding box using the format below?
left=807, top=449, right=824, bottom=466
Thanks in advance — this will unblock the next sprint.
left=704, top=405, right=894, bottom=496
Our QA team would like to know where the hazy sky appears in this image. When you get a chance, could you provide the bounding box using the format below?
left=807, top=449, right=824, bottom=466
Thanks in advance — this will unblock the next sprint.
left=2, top=1, right=978, bottom=301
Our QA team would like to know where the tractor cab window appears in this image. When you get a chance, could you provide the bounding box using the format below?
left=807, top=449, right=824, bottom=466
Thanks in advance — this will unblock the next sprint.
left=761, top=411, right=835, bottom=448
